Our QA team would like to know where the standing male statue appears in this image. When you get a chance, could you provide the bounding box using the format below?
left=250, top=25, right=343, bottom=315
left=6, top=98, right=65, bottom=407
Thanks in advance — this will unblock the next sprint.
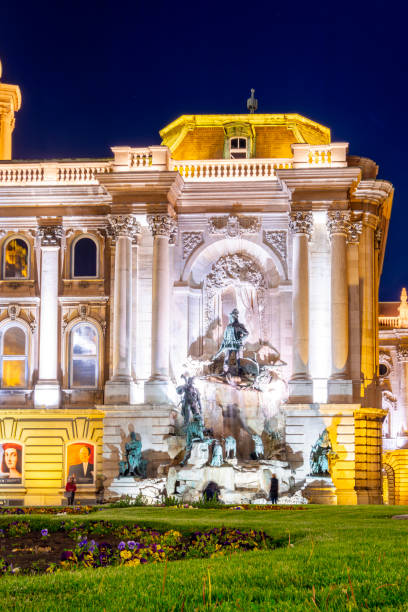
left=125, top=432, right=147, bottom=478
left=176, top=375, right=202, bottom=426
left=213, top=308, right=249, bottom=374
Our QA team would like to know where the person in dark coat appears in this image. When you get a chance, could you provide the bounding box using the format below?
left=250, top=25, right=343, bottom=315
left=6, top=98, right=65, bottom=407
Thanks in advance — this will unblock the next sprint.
left=65, top=476, right=77, bottom=506
left=270, top=473, right=279, bottom=504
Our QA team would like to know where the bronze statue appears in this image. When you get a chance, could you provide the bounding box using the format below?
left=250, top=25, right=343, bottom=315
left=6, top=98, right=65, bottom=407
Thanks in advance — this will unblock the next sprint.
left=118, top=432, right=147, bottom=479
left=176, top=375, right=202, bottom=426
left=213, top=308, right=249, bottom=374
left=309, top=429, right=334, bottom=476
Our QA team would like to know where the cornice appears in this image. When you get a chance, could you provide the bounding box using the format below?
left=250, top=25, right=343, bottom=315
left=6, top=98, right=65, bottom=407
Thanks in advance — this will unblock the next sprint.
left=350, top=179, right=394, bottom=206
left=276, top=167, right=361, bottom=194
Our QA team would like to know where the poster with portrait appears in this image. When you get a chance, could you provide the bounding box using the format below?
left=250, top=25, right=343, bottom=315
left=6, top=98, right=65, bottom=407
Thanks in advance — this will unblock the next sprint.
left=66, top=442, right=95, bottom=485
left=0, top=442, right=23, bottom=485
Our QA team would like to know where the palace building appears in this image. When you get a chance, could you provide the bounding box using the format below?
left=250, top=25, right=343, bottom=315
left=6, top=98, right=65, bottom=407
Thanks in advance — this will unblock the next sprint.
left=0, top=62, right=402, bottom=505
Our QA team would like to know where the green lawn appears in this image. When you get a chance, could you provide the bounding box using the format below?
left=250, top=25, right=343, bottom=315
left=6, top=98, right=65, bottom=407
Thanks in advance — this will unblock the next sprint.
left=1, top=505, right=408, bottom=610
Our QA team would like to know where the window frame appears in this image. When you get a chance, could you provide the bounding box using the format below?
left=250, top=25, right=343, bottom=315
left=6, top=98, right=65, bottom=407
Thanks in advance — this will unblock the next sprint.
left=71, top=235, right=99, bottom=279
left=69, top=322, right=99, bottom=389
left=229, top=137, right=248, bottom=159
left=2, top=235, right=30, bottom=280
left=0, top=322, right=29, bottom=389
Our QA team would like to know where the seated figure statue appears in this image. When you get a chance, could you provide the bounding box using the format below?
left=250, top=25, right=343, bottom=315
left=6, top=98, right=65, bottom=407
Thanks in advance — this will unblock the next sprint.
left=213, top=308, right=249, bottom=374
left=124, top=432, right=147, bottom=479
left=309, top=429, right=333, bottom=476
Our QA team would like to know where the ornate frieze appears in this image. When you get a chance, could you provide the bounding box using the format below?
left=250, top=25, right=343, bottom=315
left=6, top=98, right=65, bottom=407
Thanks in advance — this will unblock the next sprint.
left=37, top=225, right=64, bottom=246
left=264, top=230, right=287, bottom=261
left=182, top=232, right=203, bottom=259
left=208, top=215, right=260, bottom=238
left=107, top=215, right=141, bottom=243
left=147, top=214, right=177, bottom=244
left=326, top=211, right=351, bottom=237
left=288, top=212, right=313, bottom=239
left=397, top=346, right=408, bottom=362
left=347, top=220, right=363, bottom=244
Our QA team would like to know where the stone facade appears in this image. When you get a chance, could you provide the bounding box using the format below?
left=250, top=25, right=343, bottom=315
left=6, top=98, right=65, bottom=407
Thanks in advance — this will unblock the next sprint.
left=0, top=66, right=397, bottom=505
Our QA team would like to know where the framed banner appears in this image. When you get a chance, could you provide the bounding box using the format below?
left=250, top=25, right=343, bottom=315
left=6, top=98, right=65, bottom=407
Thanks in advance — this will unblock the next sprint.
left=66, top=442, right=95, bottom=485
left=0, top=442, right=23, bottom=485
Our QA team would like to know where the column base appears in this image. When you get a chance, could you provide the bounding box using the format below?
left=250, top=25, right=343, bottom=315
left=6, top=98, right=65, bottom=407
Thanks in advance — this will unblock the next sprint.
left=144, top=379, right=173, bottom=405
left=34, top=382, right=61, bottom=409
left=105, top=379, right=137, bottom=405
left=328, top=379, right=353, bottom=403
left=288, top=379, right=313, bottom=403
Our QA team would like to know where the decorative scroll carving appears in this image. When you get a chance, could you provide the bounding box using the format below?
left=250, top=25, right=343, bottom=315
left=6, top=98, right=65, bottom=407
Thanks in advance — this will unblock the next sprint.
left=206, top=254, right=265, bottom=299
left=379, top=351, right=392, bottom=369
left=37, top=225, right=64, bottom=246
left=147, top=214, right=177, bottom=244
left=107, top=215, right=141, bottom=243
left=182, top=232, right=203, bottom=259
left=264, top=230, right=287, bottom=261
left=347, top=220, right=363, bottom=244
left=397, top=346, right=408, bottom=362
left=208, top=215, right=260, bottom=238
left=326, top=211, right=351, bottom=237
left=289, top=212, right=313, bottom=239
left=7, top=304, right=20, bottom=320
left=79, top=304, right=89, bottom=320
left=375, top=226, right=383, bottom=249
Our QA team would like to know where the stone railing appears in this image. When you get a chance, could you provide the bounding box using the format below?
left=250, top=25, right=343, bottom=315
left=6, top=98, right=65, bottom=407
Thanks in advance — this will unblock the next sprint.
left=379, top=316, right=401, bottom=328
left=0, top=142, right=349, bottom=186
left=0, top=160, right=112, bottom=185
left=168, top=158, right=293, bottom=180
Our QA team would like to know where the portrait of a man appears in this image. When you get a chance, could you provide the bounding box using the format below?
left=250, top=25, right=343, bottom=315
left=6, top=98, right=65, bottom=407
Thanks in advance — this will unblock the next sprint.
left=67, top=443, right=94, bottom=485
left=0, top=442, right=23, bottom=485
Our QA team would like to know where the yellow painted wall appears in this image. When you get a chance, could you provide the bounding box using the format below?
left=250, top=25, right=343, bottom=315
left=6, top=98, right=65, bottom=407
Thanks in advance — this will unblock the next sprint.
left=0, top=409, right=104, bottom=505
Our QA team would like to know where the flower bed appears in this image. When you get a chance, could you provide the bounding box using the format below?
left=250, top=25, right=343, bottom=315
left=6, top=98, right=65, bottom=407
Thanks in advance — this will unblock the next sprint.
left=0, top=506, right=97, bottom=516
left=0, top=520, right=274, bottom=575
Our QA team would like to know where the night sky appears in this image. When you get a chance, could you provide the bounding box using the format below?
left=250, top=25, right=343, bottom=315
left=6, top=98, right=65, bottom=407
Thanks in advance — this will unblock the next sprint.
left=0, top=1, right=405, bottom=300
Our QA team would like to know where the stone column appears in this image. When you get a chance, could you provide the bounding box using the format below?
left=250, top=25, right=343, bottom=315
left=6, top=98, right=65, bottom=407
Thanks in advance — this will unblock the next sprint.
left=397, top=346, right=408, bottom=434
left=327, top=211, right=353, bottom=402
left=288, top=211, right=313, bottom=402
left=144, top=214, right=176, bottom=404
left=105, top=215, right=141, bottom=405
left=34, top=226, right=63, bottom=408
left=346, top=220, right=362, bottom=399
left=359, top=213, right=378, bottom=405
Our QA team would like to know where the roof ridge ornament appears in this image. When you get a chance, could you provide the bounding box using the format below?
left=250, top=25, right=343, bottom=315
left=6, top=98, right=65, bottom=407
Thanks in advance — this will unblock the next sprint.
left=247, top=88, right=258, bottom=114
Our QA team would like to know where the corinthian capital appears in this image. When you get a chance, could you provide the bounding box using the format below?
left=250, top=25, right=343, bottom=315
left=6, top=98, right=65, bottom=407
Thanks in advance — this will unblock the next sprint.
left=347, top=220, right=363, bottom=244
left=327, top=211, right=351, bottom=237
left=147, top=214, right=177, bottom=243
left=107, top=215, right=142, bottom=243
left=37, top=225, right=64, bottom=247
left=397, top=345, right=408, bottom=362
left=289, top=211, right=313, bottom=239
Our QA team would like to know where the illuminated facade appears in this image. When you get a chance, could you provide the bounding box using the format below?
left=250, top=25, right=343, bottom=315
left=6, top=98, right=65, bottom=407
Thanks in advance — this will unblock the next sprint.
left=0, top=64, right=397, bottom=505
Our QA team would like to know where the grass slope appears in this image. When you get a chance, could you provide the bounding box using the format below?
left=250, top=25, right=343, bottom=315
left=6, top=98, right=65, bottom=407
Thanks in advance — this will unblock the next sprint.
left=1, top=505, right=408, bottom=611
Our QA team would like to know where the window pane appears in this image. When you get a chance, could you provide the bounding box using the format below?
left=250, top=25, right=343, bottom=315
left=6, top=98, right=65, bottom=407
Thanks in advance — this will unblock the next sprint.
left=230, top=138, right=238, bottom=148
left=3, top=327, right=26, bottom=355
left=74, top=238, right=97, bottom=277
left=72, top=358, right=96, bottom=387
left=4, top=239, right=28, bottom=279
left=72, top=324, right=97, bottom=355
left=230, top=152, right=247, bottom=159
left=2, top=359, right=26, bottom=387
left=238, top=138, right=246, bottom=149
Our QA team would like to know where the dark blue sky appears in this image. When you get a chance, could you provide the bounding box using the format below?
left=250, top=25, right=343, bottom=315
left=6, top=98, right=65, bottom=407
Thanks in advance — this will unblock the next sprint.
left=0, top=0, right=405, bottom=300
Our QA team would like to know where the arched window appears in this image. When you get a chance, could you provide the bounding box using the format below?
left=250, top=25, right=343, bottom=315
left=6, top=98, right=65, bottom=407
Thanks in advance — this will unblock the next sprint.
left=72, top=237, right=98, bottom=278
left=3, top=238, right=29, bottom=279
left=0, top=325, right=28, bottom=388
left=70, top=323, right=98, bottom=388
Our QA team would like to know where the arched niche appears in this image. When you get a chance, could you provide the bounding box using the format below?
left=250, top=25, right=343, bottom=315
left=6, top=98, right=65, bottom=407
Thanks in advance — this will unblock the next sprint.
left=182, top=237, right=285, bottom=286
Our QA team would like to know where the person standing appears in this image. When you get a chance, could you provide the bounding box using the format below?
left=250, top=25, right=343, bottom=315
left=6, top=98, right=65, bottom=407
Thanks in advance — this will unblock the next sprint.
left=270, top=473, right=279, bottom=504
left=65, top=476, right=77, bottom=506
